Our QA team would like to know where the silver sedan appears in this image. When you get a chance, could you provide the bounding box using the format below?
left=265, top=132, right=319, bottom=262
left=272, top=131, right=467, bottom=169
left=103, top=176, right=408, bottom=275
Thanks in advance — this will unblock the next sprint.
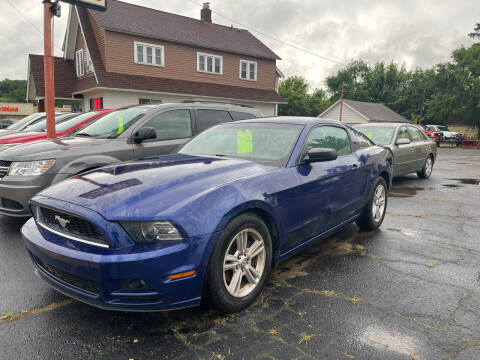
left=355, top=123, right=437, bottom=179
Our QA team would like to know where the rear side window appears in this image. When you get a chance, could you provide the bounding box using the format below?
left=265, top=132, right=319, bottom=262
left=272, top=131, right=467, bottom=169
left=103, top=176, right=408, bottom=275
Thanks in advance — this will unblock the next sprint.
left=196, top=110, right=233, bottom=133
left=408, top=126, right=426, bottom=142
left=142, top=110, right=192, bottom=141
left=306, top=126, right=351, bottom=156
left=230, top=111, right=256, bottom=120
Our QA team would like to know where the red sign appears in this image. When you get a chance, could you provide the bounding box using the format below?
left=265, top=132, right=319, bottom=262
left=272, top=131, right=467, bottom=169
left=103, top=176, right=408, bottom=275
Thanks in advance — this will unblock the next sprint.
left=0, top=106, right=19, bottom=112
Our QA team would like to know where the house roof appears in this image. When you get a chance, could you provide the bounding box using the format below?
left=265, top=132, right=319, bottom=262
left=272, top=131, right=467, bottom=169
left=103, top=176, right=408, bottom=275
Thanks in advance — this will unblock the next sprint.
left=29, top=54, right=77, bottom=98
left=88, top=0, right=280, bottom=60
left=342, top=99, right=408, bottom=123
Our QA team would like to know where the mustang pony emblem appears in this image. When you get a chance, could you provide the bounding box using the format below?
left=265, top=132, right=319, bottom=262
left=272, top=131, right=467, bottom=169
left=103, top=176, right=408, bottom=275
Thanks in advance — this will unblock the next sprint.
left=54, top=215, right=70, bottom=229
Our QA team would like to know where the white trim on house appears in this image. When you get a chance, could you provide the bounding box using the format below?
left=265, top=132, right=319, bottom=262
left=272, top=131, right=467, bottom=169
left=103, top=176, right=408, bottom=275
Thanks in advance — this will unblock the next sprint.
left=239, top=59, right=257, bottom=81
left=26, top=58, right=32, bottom=102
left=75, top=6, right=99, bottom=84
left=197, top=52, right=223, bottom=75
left=134, top=41, right=165, bottom=67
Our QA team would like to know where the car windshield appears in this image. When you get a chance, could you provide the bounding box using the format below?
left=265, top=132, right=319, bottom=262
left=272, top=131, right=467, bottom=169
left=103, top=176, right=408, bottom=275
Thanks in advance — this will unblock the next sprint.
left=75, top=107, right=149, bottom=138
left=437, top=126, right=449, bottom=131
left=355, top=126, right=396, bottom=145
left=178, top=122, right=303, bottom=167
left=6, top=113, right=44, bottom=130
left=416, top=125, right=428, bottom=130
left=53, top=111, right=100, bottom=133
left=24, top=113, right=76, bottom=132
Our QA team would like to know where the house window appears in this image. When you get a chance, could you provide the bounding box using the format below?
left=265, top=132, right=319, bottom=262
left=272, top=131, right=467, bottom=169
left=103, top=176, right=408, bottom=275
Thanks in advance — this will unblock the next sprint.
left=134, top=41, right=164, bottom=67
left=139, top=98, right=162, bottom=105
left=197, top=52, right=222, bottom=74
left=86, top=50, right=93, bottom=73
left=240, top=60, right=257, bottom=81
left=75, top=49, right=84, bottom=77
left=89, top=97, right=103, bottom=110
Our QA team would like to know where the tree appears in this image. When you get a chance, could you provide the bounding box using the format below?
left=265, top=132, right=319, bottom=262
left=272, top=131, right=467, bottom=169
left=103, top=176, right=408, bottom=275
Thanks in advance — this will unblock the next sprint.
left=469, top=22, right=480, bottom=41
left=278, top=76, right=331, bottom=116
left=0, top=79, right=27, bottom=103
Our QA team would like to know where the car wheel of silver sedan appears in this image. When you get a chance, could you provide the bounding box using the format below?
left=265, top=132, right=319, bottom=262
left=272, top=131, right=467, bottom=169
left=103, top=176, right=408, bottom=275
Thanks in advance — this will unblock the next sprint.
left=206, top=213, right=272, bottom=313
left=417, top=155, right=434, bottom=179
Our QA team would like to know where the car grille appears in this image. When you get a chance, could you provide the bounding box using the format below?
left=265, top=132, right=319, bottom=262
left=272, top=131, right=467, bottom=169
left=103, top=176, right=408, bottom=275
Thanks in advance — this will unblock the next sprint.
left=0, top=160, right=11, bottom=179
left=37, top=206, right=109, bottom=248
left=34, top=255, right=99, bottom=295
left=1, top=198, right=23, bottom=210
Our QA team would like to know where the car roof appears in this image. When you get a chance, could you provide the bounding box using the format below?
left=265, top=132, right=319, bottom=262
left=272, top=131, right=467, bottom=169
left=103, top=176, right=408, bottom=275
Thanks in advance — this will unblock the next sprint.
left=354, top=122, right=408, bottom=128
left=233, top=116, right=342, bottom=126
left=118, top=102, right=262, bottom=114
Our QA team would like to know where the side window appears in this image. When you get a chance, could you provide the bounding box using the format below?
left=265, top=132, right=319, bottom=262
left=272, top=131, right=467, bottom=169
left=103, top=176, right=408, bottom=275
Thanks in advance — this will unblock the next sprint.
left=408, top=127, right=425, bottom=142
left=397, top=127, right=410, bottom=141
left=306, top=126, right=351, bottom=156
left=142, top=110, right=192, bottom=141
left=196, top=110, right=233, bottom=133
left=351, top=129, right=374, bottom=148
left=230, top=111, right=256, bottom=121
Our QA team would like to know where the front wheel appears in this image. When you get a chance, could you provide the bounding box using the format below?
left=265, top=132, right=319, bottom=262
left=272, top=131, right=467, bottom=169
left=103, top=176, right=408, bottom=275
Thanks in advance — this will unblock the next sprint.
left=417, top=155, right=433, bottom=179
left=205, top=213, right=272, bottom=313
left=356, top=177, right=388, bottom=231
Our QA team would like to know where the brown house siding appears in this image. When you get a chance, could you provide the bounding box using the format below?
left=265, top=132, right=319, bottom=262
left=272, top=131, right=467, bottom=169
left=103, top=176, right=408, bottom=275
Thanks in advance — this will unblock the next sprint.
left=104, top=31, right=276, bottom=91
left=74, top=25, right=95, bottom=81
left=87, top=11, right=106, bottom=65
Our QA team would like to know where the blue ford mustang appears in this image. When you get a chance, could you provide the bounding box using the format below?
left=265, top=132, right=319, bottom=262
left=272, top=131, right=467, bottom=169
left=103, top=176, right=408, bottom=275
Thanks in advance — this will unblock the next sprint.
left=22, top=117, right=393, bottom=313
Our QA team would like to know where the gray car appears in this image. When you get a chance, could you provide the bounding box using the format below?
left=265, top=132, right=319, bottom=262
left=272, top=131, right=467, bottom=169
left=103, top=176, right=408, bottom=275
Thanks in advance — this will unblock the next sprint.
left=354, top=123, right=437, bottom=178
left=0, top=102, right=262, bottom=216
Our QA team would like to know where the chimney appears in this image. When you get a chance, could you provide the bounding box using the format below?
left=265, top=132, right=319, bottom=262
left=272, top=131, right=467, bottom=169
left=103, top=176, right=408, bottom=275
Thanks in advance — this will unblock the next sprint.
left=201, top=2, right=212, bottom=23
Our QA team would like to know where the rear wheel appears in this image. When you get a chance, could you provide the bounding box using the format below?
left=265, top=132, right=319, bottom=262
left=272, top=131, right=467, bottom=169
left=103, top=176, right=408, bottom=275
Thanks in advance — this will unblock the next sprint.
left=417, top=155, right=433, bottom=179
left=205, top=213, right=272, bottom=313
left=356, top=177, right=388, bottom=231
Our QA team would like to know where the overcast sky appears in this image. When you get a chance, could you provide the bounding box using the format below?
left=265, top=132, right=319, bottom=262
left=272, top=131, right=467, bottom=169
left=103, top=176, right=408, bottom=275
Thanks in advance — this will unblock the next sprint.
left=0, top=0, right=478, bottom=89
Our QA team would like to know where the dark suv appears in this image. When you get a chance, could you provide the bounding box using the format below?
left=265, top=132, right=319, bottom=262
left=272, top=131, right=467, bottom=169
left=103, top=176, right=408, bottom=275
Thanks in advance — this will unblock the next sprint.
left=0, top=102, right=262, bottom=216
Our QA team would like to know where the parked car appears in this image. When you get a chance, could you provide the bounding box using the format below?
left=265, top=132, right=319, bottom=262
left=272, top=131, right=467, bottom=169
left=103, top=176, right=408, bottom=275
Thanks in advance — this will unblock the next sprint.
left=413, top=124, right=444, bottom=146
left=355, top=123, right=437, bottom=178
left=0, top=112, right=62, bottom=135
left=426, top=125, right=464, bottom=145
left=22, top=117, right=393, bottom=312
left=0, top=113, right=80, bottom=152
left=0, top=119, right=16, bottom=129
left=0, top=103, right=261, bottom=216
left=0, top=110, right=112, bottom=147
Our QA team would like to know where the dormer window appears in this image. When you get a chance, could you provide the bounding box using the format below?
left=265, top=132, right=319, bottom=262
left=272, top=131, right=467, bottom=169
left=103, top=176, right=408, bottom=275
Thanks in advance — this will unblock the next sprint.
left=197, top=52, right=222, bottom=74
left=134, top=41, right=164, bottom=67
left=240, top=60, right=257, bottom=81
left=75, top=49, right=84, bottom=77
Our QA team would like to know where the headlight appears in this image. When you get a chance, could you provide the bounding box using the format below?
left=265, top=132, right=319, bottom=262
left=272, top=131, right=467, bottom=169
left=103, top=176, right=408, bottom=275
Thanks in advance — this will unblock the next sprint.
left=8, top=159, right=56, bottom=176
left=121, top=221, right=183, bottom=243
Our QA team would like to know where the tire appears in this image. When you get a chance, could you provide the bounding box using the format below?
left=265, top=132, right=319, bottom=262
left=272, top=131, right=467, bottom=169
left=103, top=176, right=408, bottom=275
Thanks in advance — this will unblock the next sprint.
left=356, top=177, right=388, bottom=231
left=205, top=213, right=272, bottom=313
left=417, top=155, right=433, bottom=179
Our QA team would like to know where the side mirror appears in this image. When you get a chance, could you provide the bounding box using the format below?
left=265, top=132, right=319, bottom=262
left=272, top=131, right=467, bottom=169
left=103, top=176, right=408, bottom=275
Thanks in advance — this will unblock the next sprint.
left=396, top=138, right=411, bottom=145
left=133, top=127, right=157, bottom=143
left=304, top=148, right=338, bottom=164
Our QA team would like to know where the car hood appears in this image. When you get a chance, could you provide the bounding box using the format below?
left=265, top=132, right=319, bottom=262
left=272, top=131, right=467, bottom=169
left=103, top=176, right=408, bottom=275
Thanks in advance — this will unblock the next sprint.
left=36, top=154, right=273, bottom=220
left=0, top=136, right=110, bottom=161
left=0, top=131, right=46, bottom=144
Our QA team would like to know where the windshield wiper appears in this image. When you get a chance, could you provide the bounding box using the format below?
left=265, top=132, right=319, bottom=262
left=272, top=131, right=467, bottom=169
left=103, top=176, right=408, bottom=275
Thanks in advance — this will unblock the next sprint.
left=75, top=133, right=93, bottom=137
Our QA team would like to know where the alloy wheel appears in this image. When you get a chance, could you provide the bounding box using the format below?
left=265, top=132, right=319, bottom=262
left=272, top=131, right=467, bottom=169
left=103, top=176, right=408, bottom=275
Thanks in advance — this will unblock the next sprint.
left=372, top=184, right=386, bottom=222
left=223, top=228, right=266, bottom=298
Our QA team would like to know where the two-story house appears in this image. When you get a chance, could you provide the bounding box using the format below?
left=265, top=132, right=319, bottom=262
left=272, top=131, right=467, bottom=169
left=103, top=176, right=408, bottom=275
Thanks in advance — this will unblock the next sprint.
left=26, top=1, right=285, bottom=116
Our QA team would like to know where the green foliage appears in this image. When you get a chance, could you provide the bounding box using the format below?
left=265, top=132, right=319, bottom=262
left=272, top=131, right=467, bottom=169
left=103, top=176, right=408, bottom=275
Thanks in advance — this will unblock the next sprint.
left=0, top=79, right=27, bottom=103
left=278, top=76, right=331, bottom=116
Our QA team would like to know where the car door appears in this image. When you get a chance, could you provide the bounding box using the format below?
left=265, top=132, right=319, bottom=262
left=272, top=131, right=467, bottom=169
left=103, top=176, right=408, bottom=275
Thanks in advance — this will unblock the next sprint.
left=407, top=126, right=429, bottom=170
left=132, top=109, right=193, bottom=159
left=284, top=125, right=360, bottom=252
left=393, top=126, right=416, bottom=176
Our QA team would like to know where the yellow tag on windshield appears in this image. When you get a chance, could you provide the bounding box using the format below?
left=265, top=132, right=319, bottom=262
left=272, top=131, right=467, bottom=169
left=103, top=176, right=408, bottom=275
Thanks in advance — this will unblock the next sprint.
left=237, top=130, right=253, bottom=154
left=117, top=115, right=124, bottom=134
left=366, top=131, right=373, bottom=139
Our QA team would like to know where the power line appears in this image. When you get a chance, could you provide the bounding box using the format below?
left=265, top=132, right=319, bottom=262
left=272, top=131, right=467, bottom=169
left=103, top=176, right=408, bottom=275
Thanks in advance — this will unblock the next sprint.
left=186, top=0, right=345, bottom=66
left=6, top=0, right=43, bottom=35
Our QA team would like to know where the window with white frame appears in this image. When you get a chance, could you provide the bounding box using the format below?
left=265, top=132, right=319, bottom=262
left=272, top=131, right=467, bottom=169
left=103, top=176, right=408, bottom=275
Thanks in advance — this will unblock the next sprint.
left=134, top=41, right=164, bottom=66
left=86, top=49, right=93, bottom=73
left=197, top=52, right=222, bottom=74
left=75, top=49, right=84, bottom=77
left=240, top=60, right=257, bottom=81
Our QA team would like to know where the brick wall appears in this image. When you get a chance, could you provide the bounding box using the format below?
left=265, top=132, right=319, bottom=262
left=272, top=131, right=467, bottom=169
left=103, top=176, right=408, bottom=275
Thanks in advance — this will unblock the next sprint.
left=103, top=31, right=276, bottom=91
left=74, top=25, right=95, bottom=81
left=87, top=11, right=106, bottom=64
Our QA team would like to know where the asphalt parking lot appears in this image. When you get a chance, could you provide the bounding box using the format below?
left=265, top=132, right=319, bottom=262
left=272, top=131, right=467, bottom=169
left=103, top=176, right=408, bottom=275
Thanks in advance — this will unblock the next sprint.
left=0, top=147, right=479, bottom=360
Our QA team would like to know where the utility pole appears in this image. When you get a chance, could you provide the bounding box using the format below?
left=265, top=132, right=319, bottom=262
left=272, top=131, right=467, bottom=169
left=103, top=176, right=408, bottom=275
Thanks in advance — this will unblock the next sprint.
left=419, top=86, right=426, bottom=124
left=43, top=0, right=56, bottom=139
left=339, top=88, right=344, bottom=122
